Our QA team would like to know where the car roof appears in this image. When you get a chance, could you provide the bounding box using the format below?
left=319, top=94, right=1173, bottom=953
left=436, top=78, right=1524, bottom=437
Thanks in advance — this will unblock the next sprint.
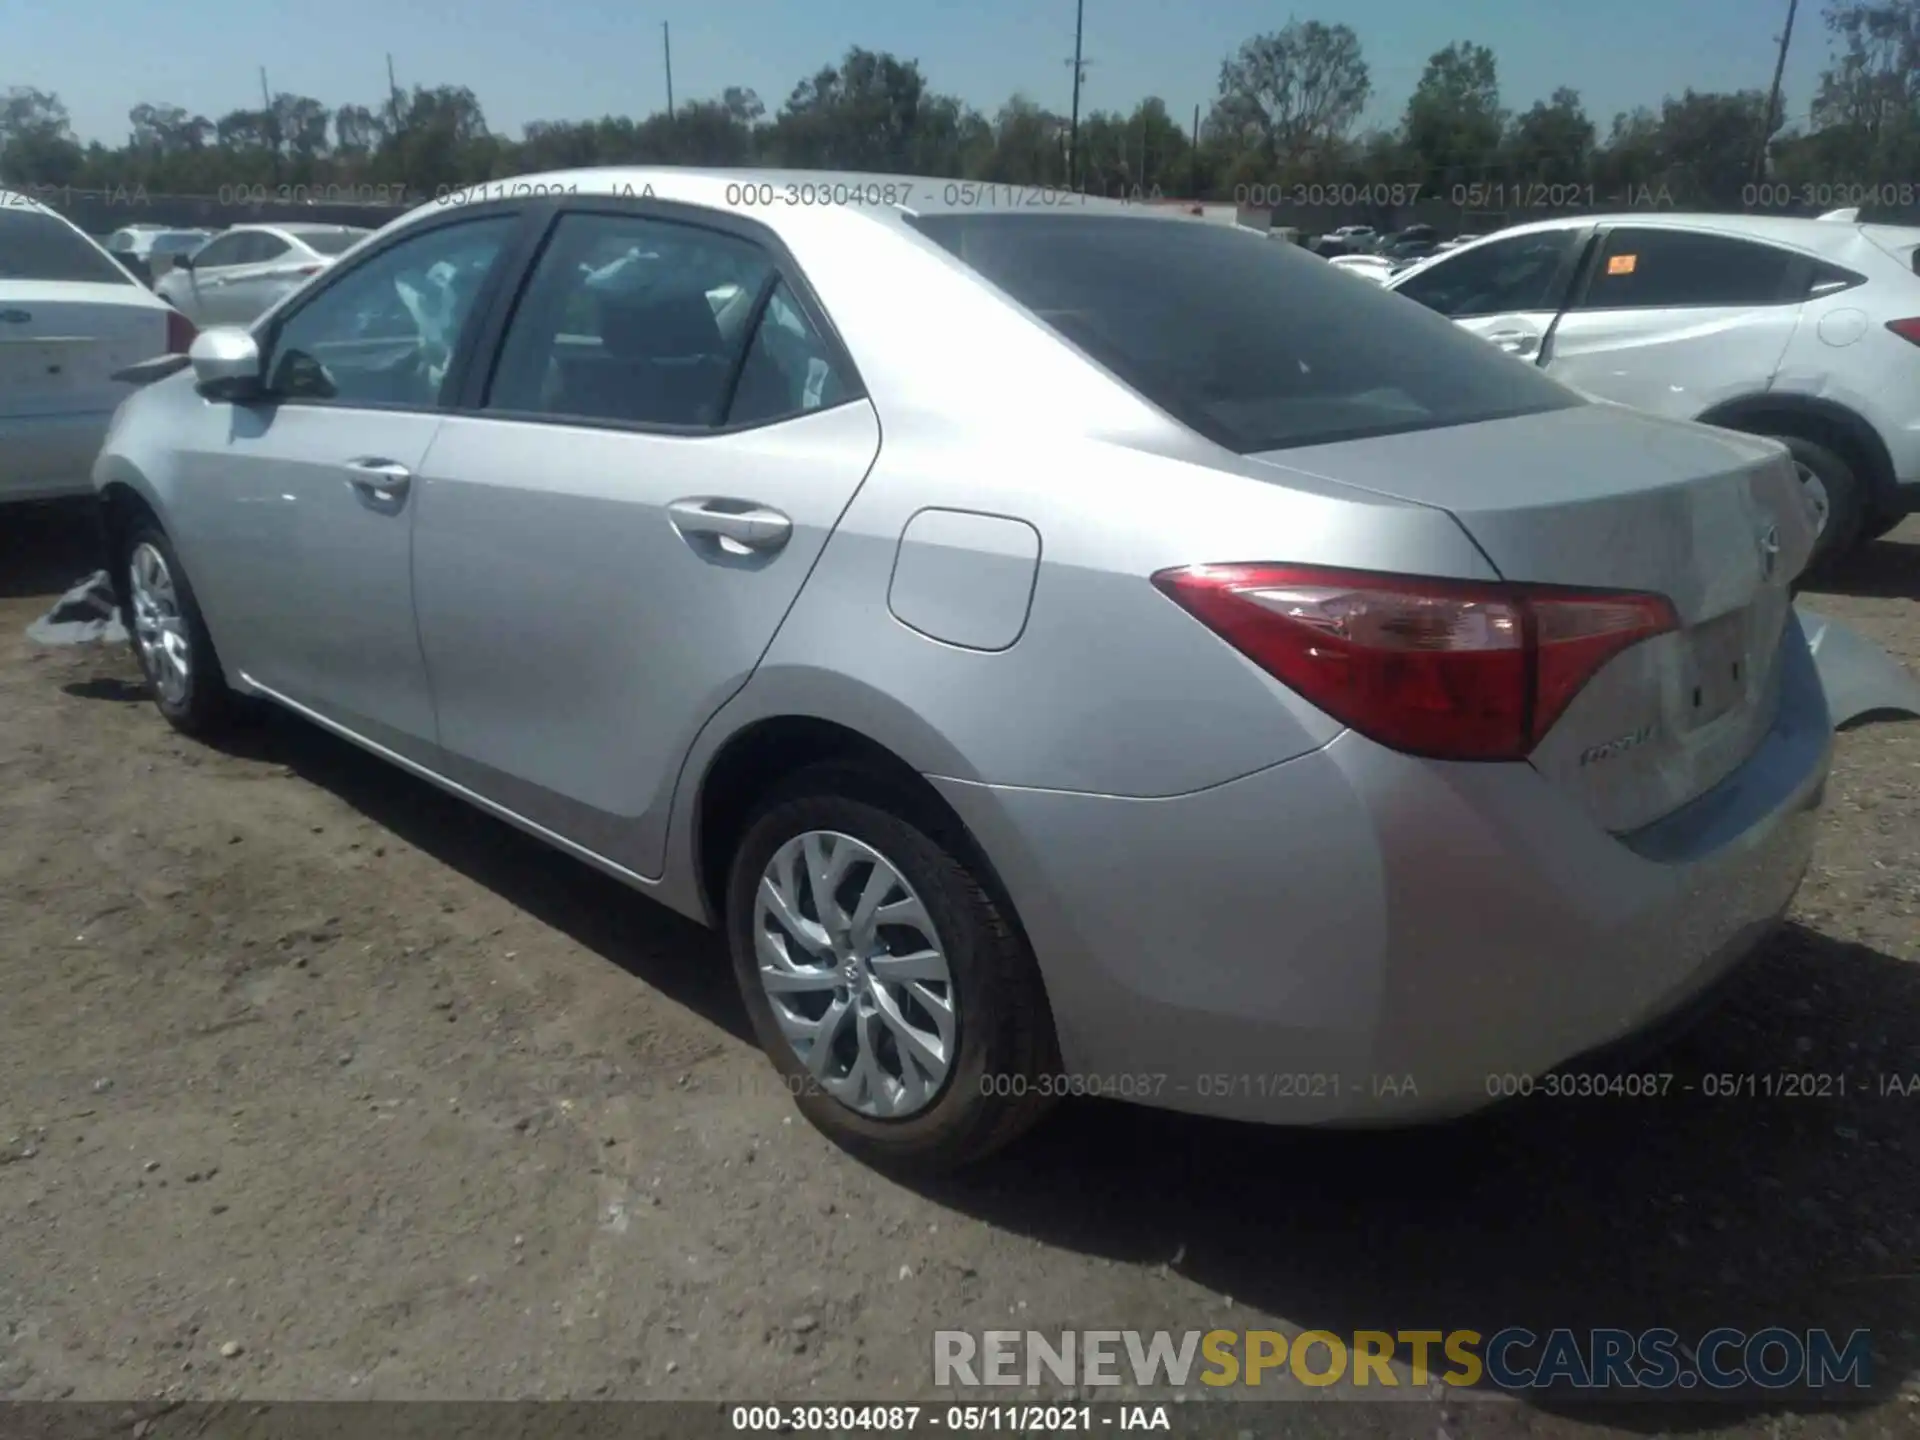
left=413, top=167, right=1200, bottom=236
left=1463, top=210, right=1903, bottom=252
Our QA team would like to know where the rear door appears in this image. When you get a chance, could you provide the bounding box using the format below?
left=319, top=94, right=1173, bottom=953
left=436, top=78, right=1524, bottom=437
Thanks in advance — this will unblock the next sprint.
left=1388, top=225, right=1592, bottom=361
left=1541, top=226, right=1806, bottom=416
left=411, top=201, right=879, bottom=878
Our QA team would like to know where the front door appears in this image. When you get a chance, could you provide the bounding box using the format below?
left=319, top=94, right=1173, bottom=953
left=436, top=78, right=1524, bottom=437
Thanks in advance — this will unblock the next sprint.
left=411, top=206, right=880, bottom=876
left=168, top=212, right=522, bottom=762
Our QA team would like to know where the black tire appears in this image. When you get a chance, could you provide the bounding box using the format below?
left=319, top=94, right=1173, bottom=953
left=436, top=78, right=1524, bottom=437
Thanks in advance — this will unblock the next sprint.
left=117, top=520, right=239, bottom=737
left=725, top=762, right=1059, bottom=1173
left=1760, top=433, right=1864, bottom=573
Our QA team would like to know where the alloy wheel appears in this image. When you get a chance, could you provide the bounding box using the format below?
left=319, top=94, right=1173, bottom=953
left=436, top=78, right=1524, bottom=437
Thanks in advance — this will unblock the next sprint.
left=128, top=541, right=191, bottom=707
left=752, top=830, right=957, bottom=1119
left=1796, top=461, right=1831, bottom=539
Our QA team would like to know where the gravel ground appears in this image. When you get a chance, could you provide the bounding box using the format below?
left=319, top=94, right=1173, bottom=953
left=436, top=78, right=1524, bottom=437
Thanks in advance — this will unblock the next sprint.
left=1, top=499, right=1916, bottom=1437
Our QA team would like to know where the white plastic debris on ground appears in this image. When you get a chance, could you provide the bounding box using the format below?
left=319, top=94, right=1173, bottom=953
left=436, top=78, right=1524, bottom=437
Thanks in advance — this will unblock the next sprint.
left=25, top=570, right=128, bottom=647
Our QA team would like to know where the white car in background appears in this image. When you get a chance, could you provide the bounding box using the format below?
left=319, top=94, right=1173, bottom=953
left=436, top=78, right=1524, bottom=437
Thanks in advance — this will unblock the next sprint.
left=1, top=191, right=194, bottom=503
left=156, top=223, right=371, bottom=327
left=1327, top=253, right=1396, bottom=283
left=1387, top=212, right=1920, bottom=564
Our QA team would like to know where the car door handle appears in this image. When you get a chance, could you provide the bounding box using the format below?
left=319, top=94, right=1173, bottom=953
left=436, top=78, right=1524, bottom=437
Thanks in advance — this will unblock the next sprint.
left=668, top=498, right=792, bottom=553
left=1486, top=329, right=1539, bottom=356
left=344, top=457, right=412, bottom=498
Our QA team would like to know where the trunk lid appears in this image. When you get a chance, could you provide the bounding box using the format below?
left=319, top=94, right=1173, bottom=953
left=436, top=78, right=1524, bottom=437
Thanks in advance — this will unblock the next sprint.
left=0, top=281, right=167, bottom=419
left=1252, top=403, right=1814, bottom=832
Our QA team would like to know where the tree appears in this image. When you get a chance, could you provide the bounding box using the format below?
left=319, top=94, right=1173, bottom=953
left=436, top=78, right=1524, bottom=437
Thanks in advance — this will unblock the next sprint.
left=1209, top=22, right=1370, bottom=177
left=1504, top=87, right=1594, bottom=185
left=0, top=87, right=84, bottom=185
left=1403, top=42, right=1504, bottom=193
left=1808, top=0, right=1920, bottom=178
left=772, top=48, right=935, bottom=171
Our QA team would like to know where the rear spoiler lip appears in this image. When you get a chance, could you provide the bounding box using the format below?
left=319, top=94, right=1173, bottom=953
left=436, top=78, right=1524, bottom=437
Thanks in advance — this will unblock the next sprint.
left=111, top=353, right=192, bottom=385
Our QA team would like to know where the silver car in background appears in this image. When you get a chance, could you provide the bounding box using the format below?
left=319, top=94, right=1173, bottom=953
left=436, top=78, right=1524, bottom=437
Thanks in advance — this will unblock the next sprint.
left=156, top=223, right=371, bottom=326
left=95, top=169, right=1831, bottom=1170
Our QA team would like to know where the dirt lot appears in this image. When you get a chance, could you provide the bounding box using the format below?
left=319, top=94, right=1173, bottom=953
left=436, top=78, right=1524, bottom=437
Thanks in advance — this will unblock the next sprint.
left=1, top=499, right=1917, bottom=1436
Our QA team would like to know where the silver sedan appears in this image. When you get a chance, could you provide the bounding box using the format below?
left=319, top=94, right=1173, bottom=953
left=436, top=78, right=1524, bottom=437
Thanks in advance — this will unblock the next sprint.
left=94, top=169, right=1832, bottom=1170
left=155, top=223, right=371, bottom=327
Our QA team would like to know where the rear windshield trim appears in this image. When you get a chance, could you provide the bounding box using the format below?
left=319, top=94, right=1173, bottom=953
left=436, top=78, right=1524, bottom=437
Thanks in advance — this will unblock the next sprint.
left=906, top=211, right=1580, bottom=454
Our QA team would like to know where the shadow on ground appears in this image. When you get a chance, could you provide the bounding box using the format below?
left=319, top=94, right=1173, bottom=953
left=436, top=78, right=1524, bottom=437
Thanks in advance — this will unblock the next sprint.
left=201, top=704, right=753, bottom=1048
left=1, top=498, right=104, bottom=601
left=50, top=607, right=1919, bottom=1431
left=1804, top=529, right=1919, bottom=602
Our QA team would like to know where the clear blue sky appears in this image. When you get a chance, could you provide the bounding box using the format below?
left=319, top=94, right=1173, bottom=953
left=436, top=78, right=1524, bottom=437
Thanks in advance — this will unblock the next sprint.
left=19, top=0, right=1828, bottom=147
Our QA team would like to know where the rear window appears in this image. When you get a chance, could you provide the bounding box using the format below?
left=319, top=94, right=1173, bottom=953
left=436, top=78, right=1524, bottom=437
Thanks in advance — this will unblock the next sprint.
left=294, top=228, right=368, bottom=256
left=0, top=209, right=137, bottom=284
left=908, top=213, right=1580, bottom=452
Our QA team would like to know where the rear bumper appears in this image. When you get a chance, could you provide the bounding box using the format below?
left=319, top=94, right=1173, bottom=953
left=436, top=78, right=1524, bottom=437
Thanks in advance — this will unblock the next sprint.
left=0, top=411, right=114, bottom=503
left=933, top=616, right=1832, bottom=1126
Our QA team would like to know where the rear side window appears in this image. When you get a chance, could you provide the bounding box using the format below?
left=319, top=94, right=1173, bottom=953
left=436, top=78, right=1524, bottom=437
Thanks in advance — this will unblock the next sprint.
left=908, top=213, right=1581, bottom=453
left=1807, top=261, right=1867, bottom=298
left=1392, top=229, right=1585, bottom=318
left=250, top=233, right=291, bottom=261
left=190, top=233, right=249, bottom=268
left=0, top=210, right=137, bottom=284
left=1578, top=229, right=1798, bottom=309
left=486, top=211, right=775, bottom=428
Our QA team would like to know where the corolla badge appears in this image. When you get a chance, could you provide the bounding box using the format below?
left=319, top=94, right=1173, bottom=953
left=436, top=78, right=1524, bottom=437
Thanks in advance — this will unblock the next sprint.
left=1579, top=724, right=1654, bottom=767
left=1757, top=523, right=1780, bottom=582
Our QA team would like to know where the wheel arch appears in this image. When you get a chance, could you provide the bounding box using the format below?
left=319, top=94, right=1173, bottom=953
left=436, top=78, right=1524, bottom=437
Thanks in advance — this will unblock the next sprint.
left=684, top=711, right=1036, bottom=1000
left=1695, top=392, right=1897, bottom=514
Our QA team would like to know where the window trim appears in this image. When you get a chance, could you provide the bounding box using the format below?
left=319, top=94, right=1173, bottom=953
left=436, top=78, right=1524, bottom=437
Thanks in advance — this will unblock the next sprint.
left=449, top=194, right=868, bottom=438
left=246, top=202, right=543, bottom=418
left=1567, top=224, right=1817, bottom=312
left=1392, top=225, right=1593, bottom=320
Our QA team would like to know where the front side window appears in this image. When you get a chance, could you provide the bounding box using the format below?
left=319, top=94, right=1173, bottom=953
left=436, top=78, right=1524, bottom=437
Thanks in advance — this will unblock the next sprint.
left=0, top=210, right=138, bottom=284
left=1392, top=229, right=1585, bottom=318
left=264, top=215, right=516, bottom=408
left=911, top=212, right=1580, bottom=453
left=486, top=211, right=773, bottom=427
left=1577, top=229, right=1799, bottom=310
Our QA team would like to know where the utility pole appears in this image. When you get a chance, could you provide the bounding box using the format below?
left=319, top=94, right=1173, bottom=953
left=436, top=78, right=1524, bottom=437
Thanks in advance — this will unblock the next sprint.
left=663, top=22, right=676, bottom=124
left=1190, top=103, right=1200, bottom=201
left=260, top=67, right=279, bottom=186
left=1066, top=0, right=1085, bottom=188
left=386, top=53, right=404, bottom=133
left=1752, top=0, right=1799, bottom=190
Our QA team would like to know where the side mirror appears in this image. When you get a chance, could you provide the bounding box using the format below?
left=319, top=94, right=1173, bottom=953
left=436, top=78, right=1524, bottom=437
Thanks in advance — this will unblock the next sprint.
left=189, top=327, right=264, bottom=401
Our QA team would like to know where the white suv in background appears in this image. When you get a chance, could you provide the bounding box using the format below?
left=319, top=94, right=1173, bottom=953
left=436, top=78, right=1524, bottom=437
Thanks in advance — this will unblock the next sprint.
left=1387, top=213, right=1920, bottom=564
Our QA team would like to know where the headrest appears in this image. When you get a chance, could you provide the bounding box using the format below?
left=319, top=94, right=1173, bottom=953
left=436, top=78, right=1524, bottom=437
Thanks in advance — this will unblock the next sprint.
left=597, top=288, right=721, bottom=359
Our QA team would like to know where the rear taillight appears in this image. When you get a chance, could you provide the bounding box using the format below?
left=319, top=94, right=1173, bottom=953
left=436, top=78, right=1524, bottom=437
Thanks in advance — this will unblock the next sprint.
left=165, top=308, right=197, bottom=354
left=1152, top=564, right=1678, bottom=761
left=1886, top=318, right=1920, bottom=347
